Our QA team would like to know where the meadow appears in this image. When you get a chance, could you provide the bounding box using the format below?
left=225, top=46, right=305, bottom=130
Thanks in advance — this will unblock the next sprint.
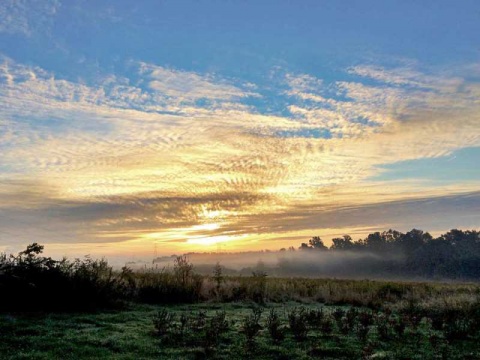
left=1, top=286, right=480, bottom=359
left=1, top=242, right=480, bottom=359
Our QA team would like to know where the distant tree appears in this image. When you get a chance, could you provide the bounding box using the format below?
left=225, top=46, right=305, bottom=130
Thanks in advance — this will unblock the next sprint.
left=331, top=235, right=354, bottom=251
left=441, top=229, right=466, bottom=245
left=308, top=236, right=327, bottom=250
left=174, top=255, right=194, bottom=286
left=363, top=231, right=403, bottom=253
left=363, top=232, right=385, bottom=252
left=382, top=229, right=404, bottom=244
left=401, top=229, right=431, bottom=256
left=213, top=262, right=223, bottom=290
left=438, top=229, right=480, bottom=277
left=440, top=229, right=479, bottom=250
left=19, top=243, right=44, bottom=257
left=211, top=261, right=224, bottom=299
left=299, top=243, right=311, bottom=251
left=410, top=238, right=454, bottom=278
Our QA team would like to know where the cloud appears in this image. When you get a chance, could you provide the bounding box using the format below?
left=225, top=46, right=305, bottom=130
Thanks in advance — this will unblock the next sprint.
left=0, top=0, right=59, bottom=36
left=347, top=64, right=464, bottom=92
left=0, top=57, right=479, bottom=256
left=138, top=62, right=258, bottom=104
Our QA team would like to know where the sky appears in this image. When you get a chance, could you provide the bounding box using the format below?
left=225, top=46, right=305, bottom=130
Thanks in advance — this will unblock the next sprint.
left=0, top=0, right=479, bottom=260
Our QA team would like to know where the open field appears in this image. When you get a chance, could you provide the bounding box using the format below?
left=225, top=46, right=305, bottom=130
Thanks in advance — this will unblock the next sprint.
left=2, top=244, right=480, bottom=359
left=1, top=280, right=480, bottom=360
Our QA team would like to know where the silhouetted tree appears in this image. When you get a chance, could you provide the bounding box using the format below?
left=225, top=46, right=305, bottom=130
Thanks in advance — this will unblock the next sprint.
left=330, top=235, right=354, bottom=251
left=308, top=236, right=328, bottom=250
left=299, top=243, right=311, bottom=251
left=174, top=255, right=194, bottom=286
left=401, top=229, right=431, bottom=257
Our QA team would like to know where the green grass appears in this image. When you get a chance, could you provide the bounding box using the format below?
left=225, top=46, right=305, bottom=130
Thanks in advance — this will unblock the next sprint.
left=1, top=301, right=480, bottom=360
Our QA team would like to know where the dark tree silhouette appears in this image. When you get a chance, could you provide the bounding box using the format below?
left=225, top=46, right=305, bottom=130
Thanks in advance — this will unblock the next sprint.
left=330, top=235, right=354, bottom=251
left=308, top=236, right=328, bottom=250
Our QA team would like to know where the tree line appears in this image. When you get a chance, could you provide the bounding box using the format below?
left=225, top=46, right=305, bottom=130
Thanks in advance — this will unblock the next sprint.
left=279, top=229, right=480, bottom=279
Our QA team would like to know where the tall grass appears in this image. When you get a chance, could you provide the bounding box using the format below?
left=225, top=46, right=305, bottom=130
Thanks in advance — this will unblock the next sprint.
left=2, top=243, right=480, bottom=313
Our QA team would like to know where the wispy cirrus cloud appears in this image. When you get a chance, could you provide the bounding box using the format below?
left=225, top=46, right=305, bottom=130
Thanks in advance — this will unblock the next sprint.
left=0, top=0, right=59, bottom=36
left=138, top=62, right=258, bottom=104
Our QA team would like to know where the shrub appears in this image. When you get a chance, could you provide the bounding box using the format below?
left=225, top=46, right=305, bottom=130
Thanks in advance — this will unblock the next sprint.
left=190, top=310, right=207, bottom=332
left=203, top=310, right=229, bottom=349
left=320, top=316, right=334, bottom=335
left=137, top=259, right=203, bottom=304
left=306, top=308, right=325, bottom=329
left=339, top=317, right=352, bottom=335
left=443, top=315, right=470, bottom=341
left=392, top=315, right=407, bottom=337
left=345, top=307, right=358, bottom=327
left=208, top=310, right=229, bottom=337
left=0, top=243, right=126, bottom=311
left=174, top=255, right=194, bottom=286
left=375, top=313, right=393, bottom=341
left=242, top=307, right=263, bottom=347
left=356, top=324, right=370, bottom=343
left=468, top=299, right=480, bottom=333
left=249, top=271, right=268, bottom=303
left=358, top=310, right=374, bottom=328
left=153, top=309, right=175, bottom=337
left=178, top=312, right=190, bottom=340
left=266, top=308, right=285, bottom=343
left=212, top=262, right=224, bottom=299
left=288, top=307, right=308, bottom=341
left=332, top=308, right=345, bottom=330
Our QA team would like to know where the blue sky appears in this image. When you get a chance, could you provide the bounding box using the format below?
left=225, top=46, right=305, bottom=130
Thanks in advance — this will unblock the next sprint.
left=0, top=0, right=479, bottom=258
left=4, top=0, right=480, bottom=90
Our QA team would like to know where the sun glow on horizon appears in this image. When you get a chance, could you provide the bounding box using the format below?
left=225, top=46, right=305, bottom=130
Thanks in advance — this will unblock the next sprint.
left=185, top=234, right=248, bottom=247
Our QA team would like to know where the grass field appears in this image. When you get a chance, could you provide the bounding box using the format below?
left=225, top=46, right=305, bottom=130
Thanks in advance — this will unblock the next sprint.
left=1, top=282, right=480, bottom=360
left=2, top=247, right=480, bottom=359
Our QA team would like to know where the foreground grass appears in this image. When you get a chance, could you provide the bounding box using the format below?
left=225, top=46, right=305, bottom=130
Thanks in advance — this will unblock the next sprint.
left=1, top=301, right=480, bottom=360
left=0, top=305, right=159, bottom=360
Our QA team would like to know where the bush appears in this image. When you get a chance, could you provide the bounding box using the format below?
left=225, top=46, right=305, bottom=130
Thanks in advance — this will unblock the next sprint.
left=178, top=312, right=190, bottom=341
left=190, top=310, right=208, bottom=332
left=0, top=243, right=126, bottom=311
left=153, top=309, right=175, bottom=337
left=358, top=310, right=374, bottom=328
left=204, top=311, right=229, bottom=348
left=212, top=262, right=224, bottom=299
left=375, top=312, right=393, bottom=341
left=288, top=307, right=308, bottom=341
left=249, top=271, right=268, bottom=303
left=137, top=259, right=203, bottom=304
left=266, top=308, right=285, bottom=343
left=332, top=308, right=345, bottom=330
left=242, top=307, right=263, bottom=347
left=306, top=308, right=325, bottom=329
left=356, top=324, right=370, bottom=343
left=320, top=316, right=334, bottom=335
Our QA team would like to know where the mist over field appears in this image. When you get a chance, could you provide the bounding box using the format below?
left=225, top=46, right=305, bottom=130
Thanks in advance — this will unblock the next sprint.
left=153, top=250, right=395, bottom=276
left=147, top=229, right=480, bottom=281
